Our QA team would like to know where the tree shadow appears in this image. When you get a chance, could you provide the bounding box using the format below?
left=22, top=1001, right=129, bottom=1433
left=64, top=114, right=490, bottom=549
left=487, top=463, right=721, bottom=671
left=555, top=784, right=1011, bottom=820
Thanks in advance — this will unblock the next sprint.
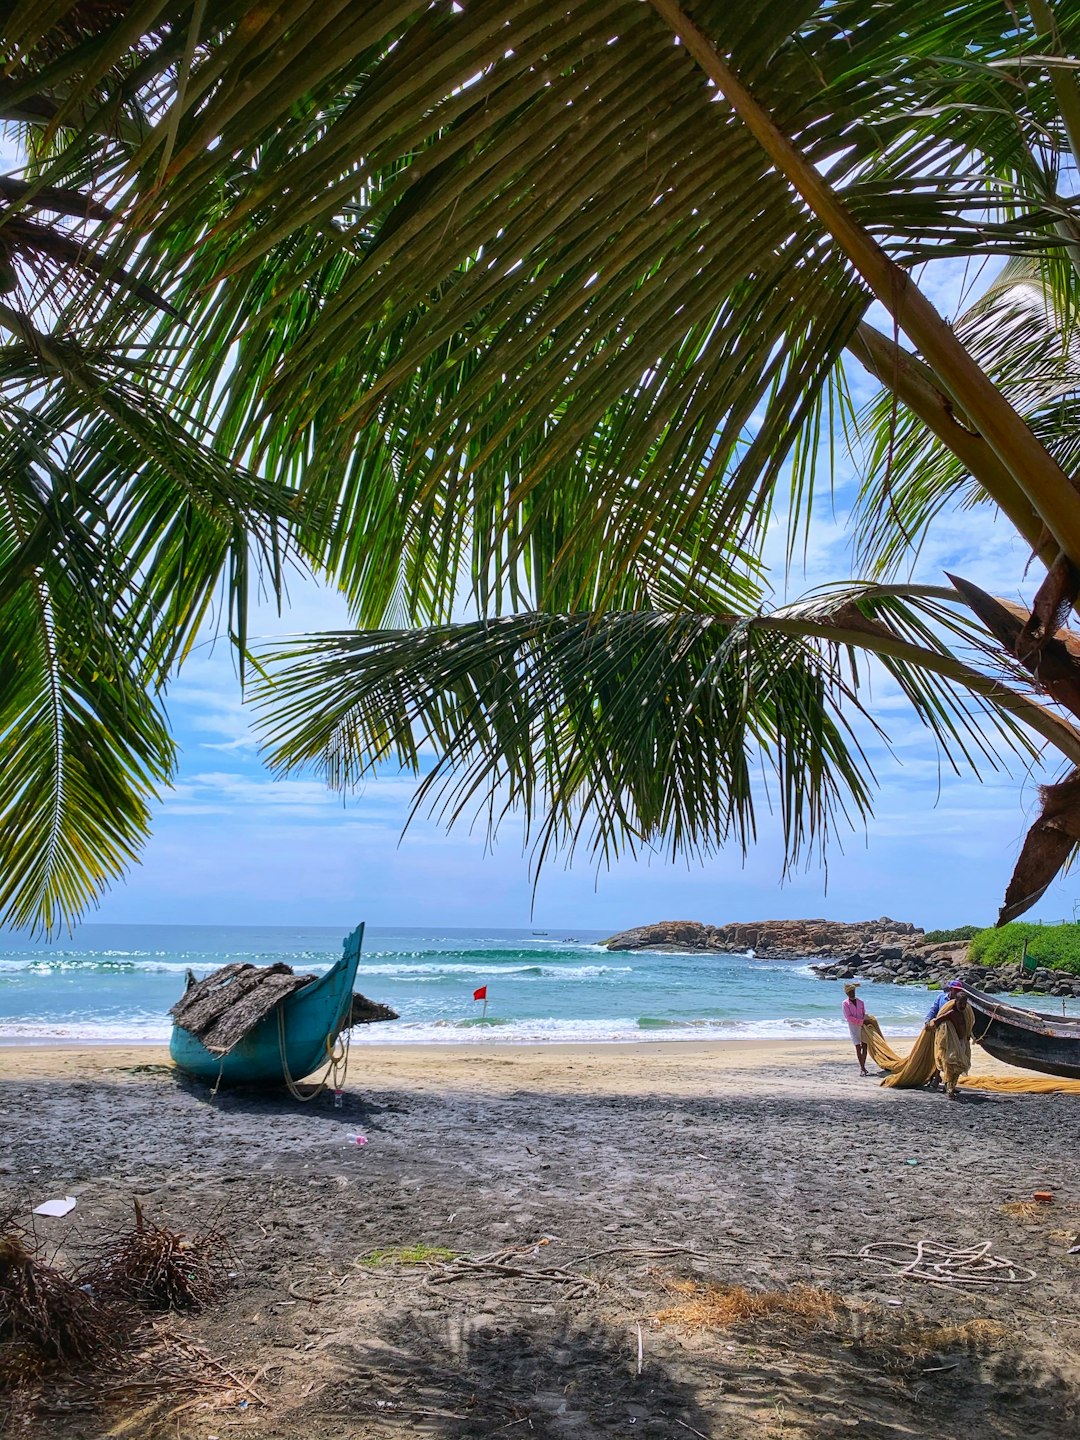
left=172, top=1070, right=406, bottom=1129
left=305, top=1296, right=1079, bottom=1439
left=321, top=1308, right=712, bottom=1438
left=717, top=1304, right=1079, bottom=1440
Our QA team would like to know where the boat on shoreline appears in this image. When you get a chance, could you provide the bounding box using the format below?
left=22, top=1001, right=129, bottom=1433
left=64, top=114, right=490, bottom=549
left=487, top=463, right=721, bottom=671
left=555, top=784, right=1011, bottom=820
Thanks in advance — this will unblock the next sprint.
left=964, top=984, right=1080, bottom=1079
left=170, top=924, right=367, bottom=1087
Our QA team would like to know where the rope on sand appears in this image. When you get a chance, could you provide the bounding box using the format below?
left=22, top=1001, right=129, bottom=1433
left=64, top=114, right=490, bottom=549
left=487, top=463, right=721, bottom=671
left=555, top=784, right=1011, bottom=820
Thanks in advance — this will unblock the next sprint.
left=831, top=1239, right=1035, bottom=1286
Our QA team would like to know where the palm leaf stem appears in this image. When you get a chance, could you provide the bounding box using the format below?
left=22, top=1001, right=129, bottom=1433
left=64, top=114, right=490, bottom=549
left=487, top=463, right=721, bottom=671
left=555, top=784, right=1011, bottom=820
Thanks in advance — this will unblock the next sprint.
left=848, top=321, right=1052, bottom=563
left=152, top=0, right=207, bottom=187
left=1027, top=0, right=1080, bottom=182
left=0, top=473, right=67, bottom=917
left=649, top=0, right=1080, bottom=572
left=761, top=608, right=1080, bottom=764
left=0, top=176, right=112, bottom=221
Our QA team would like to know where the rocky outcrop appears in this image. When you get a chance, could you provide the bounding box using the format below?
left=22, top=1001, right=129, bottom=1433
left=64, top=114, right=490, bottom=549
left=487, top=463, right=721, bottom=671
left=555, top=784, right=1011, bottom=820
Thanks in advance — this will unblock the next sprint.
left=602, top=917, right=920, bottom=958
left=812, top=941, right=1080, bottom=999
left=601, top=917, right=1080, bottom=997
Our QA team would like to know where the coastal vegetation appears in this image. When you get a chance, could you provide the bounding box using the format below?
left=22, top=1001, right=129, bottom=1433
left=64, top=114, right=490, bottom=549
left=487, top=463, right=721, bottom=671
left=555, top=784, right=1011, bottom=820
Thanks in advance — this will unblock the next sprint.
left=922, top=926, right=981, bottom=945
left=6, top=5, right=1080, bottom=932
left=970, top=921, right=1080, bottom=975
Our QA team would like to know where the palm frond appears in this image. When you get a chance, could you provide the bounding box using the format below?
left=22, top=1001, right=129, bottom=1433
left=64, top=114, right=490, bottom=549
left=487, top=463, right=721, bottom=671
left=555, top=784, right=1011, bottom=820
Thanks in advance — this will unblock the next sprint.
left=0, top=323, right=300, bottom=675
left=0, top=431, right=174, bottom=933
left=113, top=0, right=1080, bottom=616
left=854, top=255, right=1080, bottom=575
left=253, top=586, right=1069, bottom=883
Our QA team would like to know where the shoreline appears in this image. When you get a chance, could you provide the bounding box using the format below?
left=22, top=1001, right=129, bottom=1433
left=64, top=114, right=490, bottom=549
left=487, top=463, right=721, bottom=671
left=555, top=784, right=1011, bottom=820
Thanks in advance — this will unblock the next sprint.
left=0, top=1025, right=926, bottom=1049
left=0, top=1033, right=1034, bottom=1089
left=0, top=1035, right=851, bottom=1069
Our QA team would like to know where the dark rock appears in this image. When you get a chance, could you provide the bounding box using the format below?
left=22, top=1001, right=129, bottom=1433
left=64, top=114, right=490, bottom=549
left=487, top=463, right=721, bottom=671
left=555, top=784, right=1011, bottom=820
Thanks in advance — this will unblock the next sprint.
left=602, top=916, right=1080, bottom=1000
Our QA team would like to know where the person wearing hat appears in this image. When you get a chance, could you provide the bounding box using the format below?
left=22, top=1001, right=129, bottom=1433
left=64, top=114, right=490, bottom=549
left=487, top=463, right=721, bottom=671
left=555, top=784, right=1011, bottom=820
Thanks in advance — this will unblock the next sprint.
left=842, top=982, right=870, bottom=1075
left=925, top=977, right=965, bottom=1025
left=922, top=979, right=965, bottom=1091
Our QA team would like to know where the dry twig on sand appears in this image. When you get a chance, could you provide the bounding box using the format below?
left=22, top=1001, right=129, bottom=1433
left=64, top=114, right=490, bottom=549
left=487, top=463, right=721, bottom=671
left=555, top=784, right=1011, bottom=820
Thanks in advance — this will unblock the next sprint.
left=1, top=1217, right=125, bottom=1431
left=2, top=1211, right=254, bottom=1433
left=424, top=1247, right=599, bottom=1300
left=153, top=1327, right=268, bottom=1404
left=77, top=1201, right=234, bottom=1311
left=0, top=1224, right=122, bottom=1376
left=22, top=1324, right=265, bottom=1425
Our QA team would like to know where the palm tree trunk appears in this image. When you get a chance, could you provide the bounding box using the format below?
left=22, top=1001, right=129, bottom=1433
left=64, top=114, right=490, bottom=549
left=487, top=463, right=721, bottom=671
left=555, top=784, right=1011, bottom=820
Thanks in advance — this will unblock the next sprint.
left=848, top=324, right=1050, bottom=562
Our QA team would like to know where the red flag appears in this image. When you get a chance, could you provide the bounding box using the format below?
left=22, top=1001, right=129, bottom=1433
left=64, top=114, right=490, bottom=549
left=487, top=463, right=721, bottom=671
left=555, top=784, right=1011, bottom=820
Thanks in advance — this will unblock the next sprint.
left=472, top=986, right=488, bottom=1001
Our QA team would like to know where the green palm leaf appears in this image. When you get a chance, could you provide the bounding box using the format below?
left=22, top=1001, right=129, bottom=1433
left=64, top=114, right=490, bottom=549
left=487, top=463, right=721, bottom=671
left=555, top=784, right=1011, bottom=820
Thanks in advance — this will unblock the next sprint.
left=125, top=0, right=1080, bottom=616
left=253, top=586, right=1074, bottom=883
left=855, top=256, right=1080, bottom=575
left=0, top=430, right=174, bottom=932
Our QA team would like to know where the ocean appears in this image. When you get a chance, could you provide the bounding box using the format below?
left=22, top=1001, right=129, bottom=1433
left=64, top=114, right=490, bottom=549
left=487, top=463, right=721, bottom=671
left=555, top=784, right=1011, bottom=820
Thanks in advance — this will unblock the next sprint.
left=2, top=923, right=1075, bottom=1046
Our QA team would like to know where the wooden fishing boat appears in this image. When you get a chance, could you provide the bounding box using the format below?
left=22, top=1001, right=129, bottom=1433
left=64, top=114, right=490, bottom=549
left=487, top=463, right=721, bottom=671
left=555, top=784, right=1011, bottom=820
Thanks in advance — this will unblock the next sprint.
left=964, top=984, right=1080, bottom=1079
left=170, top=924, right=365, bottom=1087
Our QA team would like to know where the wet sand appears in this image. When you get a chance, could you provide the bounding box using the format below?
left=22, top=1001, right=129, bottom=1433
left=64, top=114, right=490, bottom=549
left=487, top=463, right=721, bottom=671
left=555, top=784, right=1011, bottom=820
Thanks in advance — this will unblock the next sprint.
left=2, top=1040, right=1078, bottom=1438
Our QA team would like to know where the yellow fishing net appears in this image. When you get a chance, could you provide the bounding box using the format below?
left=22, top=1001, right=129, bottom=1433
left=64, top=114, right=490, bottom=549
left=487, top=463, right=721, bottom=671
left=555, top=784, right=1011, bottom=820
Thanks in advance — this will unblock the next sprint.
left=863, top=1012, right=1080, bottom=1094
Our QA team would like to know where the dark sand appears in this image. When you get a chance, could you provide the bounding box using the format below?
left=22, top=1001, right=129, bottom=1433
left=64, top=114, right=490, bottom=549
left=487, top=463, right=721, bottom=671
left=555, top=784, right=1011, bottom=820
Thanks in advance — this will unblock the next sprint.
left=1, top=1040, right=1078, bottom=1438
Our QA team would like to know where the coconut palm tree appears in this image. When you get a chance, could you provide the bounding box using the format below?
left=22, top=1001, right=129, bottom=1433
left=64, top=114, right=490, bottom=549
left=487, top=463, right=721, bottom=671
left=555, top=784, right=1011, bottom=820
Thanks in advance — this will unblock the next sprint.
left=0, top=6, right=298, bottom=931
left=5, top=1, right=1080, bottom=931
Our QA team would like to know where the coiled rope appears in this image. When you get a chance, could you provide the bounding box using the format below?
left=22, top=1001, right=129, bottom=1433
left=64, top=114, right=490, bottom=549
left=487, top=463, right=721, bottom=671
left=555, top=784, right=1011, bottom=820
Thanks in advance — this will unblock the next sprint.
left=276, top=1004, right=351, bottom=1103
left=832, top=1239, right=1035, bottom=1286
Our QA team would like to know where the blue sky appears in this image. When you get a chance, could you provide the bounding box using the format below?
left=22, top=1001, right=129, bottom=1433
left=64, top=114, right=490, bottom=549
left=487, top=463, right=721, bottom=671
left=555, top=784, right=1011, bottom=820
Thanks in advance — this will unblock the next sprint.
left=80, top=263, right=1080, bottom=933
left=99, top=497, right=1069, bottom=933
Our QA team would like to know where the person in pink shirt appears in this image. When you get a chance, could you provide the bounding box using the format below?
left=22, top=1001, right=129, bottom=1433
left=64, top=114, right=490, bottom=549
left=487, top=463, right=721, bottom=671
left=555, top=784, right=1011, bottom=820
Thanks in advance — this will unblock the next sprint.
left=842, top=982, right=869, bottom=1075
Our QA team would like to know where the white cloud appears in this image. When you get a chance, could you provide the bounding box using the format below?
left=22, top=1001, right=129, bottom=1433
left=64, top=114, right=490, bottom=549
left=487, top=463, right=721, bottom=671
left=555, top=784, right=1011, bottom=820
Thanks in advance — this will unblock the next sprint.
left=161, top=769, right=426, bottom=821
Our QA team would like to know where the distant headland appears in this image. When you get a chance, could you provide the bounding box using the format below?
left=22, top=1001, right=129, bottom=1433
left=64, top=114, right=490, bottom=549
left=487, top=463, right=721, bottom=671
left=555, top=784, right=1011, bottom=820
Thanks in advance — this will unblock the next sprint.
left=601, top=918, right=1080, bottom=998
left=602, top=917, right=921, bottom=960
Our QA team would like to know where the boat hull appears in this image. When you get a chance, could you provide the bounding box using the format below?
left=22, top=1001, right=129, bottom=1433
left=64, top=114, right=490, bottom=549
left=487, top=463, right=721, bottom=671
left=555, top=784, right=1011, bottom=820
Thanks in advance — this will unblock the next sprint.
left=975, top=1014, right=1080, bottom=1079
left=965, top=984, right=1080, bottom=1080
left=169, top=924, right=364, bottom=1086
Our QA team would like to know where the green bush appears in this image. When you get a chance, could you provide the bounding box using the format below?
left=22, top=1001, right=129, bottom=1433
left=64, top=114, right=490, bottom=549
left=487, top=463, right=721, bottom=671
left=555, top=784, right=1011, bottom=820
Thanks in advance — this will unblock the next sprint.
left=922, top=925, right=980, bottom=944
left=968, top=922, right=1080, bottom=975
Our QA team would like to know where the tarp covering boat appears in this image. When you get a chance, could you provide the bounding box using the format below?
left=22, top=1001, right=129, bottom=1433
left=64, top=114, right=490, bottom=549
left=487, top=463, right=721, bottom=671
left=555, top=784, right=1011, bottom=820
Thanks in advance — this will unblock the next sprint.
left=170, top=962, right=317, bottom=1056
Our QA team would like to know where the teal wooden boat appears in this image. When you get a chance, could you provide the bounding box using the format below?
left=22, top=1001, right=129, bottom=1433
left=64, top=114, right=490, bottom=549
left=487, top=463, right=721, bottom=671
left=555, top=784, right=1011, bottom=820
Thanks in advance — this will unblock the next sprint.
left=169, top=924, right=365, bottom=1087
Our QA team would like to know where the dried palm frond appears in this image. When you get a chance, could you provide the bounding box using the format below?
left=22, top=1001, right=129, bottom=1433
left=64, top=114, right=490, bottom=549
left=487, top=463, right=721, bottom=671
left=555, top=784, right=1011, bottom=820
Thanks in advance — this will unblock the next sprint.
left=656, top=1282, right=842, bottom=1333
left=77, top=1203, right=234, bottom=1312
left=0, top=1227, right=120, bottom=1377
left=349, top=992, right=398, bottom=1026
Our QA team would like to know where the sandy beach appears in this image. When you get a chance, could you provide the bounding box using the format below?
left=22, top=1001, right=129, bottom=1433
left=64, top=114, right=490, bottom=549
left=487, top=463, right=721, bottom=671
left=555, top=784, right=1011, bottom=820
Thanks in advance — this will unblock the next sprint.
left=2, top=1038, right=1078, bottom=1438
